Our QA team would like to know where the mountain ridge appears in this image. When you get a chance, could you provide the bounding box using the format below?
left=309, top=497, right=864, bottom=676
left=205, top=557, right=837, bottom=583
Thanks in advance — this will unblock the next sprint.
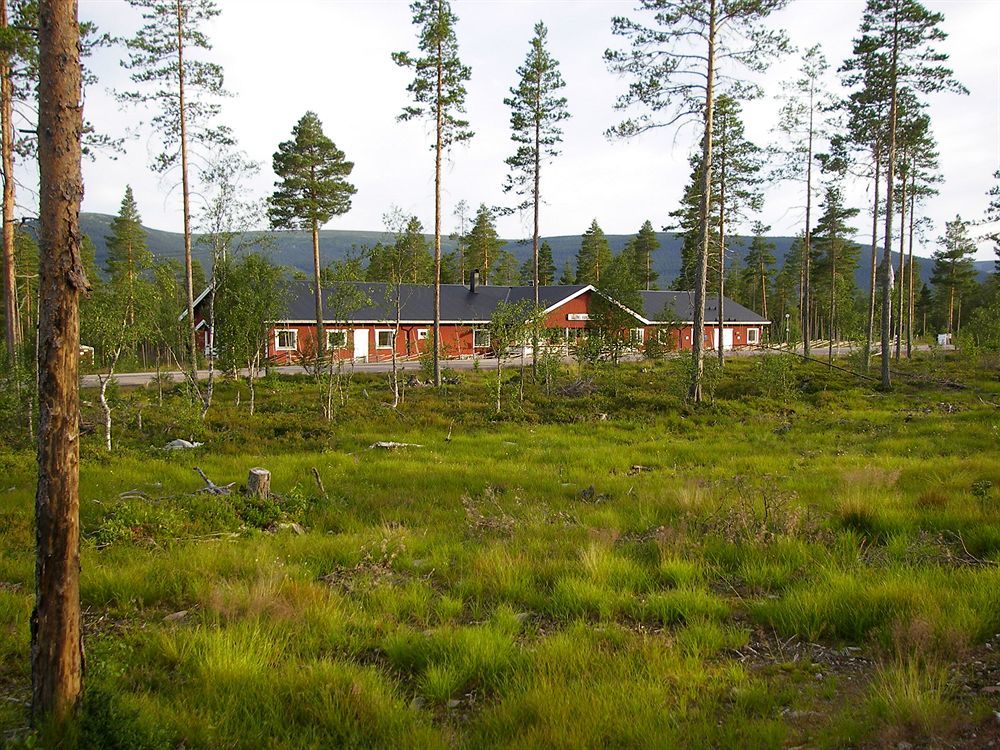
left=55, top=213, right=995, bottom=291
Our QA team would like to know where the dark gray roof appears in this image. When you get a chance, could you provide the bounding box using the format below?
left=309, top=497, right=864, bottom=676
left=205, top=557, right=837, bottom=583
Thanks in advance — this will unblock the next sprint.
left=277, top=281, right=592, bottom=323
left=639, top=290, right=770, bottom=325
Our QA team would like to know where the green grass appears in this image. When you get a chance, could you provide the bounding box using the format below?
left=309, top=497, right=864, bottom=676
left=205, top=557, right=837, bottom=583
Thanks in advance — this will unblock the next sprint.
left=1, top=354, right=999, bottom=747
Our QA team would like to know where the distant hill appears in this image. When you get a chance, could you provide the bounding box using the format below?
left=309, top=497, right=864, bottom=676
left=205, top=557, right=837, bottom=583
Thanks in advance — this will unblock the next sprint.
left=46, top=213, right=994, bottom=291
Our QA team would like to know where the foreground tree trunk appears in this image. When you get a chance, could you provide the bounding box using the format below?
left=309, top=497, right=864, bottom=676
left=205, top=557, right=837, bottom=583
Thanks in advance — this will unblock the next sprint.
left=880, top=11, right=900, bottom=390
left=32, top=0, right=85, bottom=725
left=1, top=0, right=19, bottom=358
left=689, top=0, right=717, bottom=403
left=175, top=0, right=198, bottom=381
left=311, top=216, right=325, bottom=365
left=432, top=35, right=443, bottom=389
left=865, top=151, right=881, bottom=368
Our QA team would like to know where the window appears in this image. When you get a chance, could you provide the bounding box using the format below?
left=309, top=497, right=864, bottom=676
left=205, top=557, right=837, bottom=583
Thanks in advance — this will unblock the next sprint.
left=275, top=329, right=297, bottom=351
left=375, top=329, right=395, bottom=349
left=747, top=328, right=759, bottom=344
left=473, top=328, right=491, bottom=348
left=417, top=329, right=429, bottom=341
left=327, top=329, right=348, bottom=348
left=630, top=328, right=645, bottom=344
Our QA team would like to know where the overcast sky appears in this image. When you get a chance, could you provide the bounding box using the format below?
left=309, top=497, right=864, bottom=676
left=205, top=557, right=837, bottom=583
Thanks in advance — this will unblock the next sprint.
left=70, top=0, right=999, bottom=260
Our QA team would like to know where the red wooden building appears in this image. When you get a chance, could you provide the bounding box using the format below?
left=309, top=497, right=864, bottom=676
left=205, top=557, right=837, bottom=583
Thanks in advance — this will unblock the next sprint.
left=192, top=276, right=769, bottom=363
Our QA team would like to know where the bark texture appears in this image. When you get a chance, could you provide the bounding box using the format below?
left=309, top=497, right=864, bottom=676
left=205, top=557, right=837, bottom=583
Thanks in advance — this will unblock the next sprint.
left=32, top=0, right=85, bottom=724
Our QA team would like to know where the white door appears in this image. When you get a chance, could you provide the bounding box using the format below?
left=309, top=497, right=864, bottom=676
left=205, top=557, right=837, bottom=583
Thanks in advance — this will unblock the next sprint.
left=722, top=328, right=734, bottom=350
left=353, top=329, right=368, bottom=360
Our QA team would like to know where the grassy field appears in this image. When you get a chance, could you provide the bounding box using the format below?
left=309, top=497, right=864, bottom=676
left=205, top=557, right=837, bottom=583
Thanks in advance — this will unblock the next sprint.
left=1, top=353, right=999, bottom=748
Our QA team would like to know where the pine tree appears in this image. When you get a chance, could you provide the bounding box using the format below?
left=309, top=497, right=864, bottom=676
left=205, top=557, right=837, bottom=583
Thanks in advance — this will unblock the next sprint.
left=104, top=186, right=152, bottom=325
left=576, top=219, right=612, bottom=284
left=631, top=220, right=660, bottom=290
left=394, top=0, right=473, bottom=386
left=559, top=260, right=575, bottom=285
left=773, top=45, right=837, bottom=360
left=121, top=0, right=231, bottom=373
left=984, top=170, right=999, bottom=275
left=843, top=0, right=966, bottom=388
left=491, top=250, right=521, bottom=286
left=269, top=112, right=356, bottom=361
left=33, top=0, right=84, bottom=722
left=606, top=0, right=787, bottom=401
left=741, top=221, right=776, bottom=317
left=712, top=94, right=762, bottom=364
left=465, top=204, right=503, bottom=284
left=503, top=21, right=569, bottom=307
left=538, top=240, right=556, bottom=285
left=811, top=185, right=860, bottom=362
left=930, top=216, right=977, bottom=334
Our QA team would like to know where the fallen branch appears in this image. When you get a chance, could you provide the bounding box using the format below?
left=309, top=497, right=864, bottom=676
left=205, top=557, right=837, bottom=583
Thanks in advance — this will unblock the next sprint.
left=194, top=467, right=234, bottom=495
left=370, top=441, right=424, bottom=450
left=311, top=467, right=327, bottom=498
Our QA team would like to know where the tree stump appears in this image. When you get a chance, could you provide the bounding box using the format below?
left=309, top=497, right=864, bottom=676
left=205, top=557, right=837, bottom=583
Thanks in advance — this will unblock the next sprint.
left=247, top=468, right=271, bottom=499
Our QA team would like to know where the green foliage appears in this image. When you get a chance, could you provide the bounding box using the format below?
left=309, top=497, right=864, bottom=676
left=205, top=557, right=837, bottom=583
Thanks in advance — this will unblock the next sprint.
left=120, top=0, right=232, bottom=172
left=268, top=112, right=356, bottom=232
left=590, top=250, right=643, bottom=363
left=575, top=219, right=612, bottom=284
left=490, top=249, right=521, bottom=286
left=930, top=215, right=979, bottom=333
left=750, top=353, right=796, bottom=401
left=391, top=0, right=473, bottom=151
left=465, top=204, right=503, bottom=283
left=503, top=20, right=569, bottom=217
left=214, top=254, right=288, bottom=374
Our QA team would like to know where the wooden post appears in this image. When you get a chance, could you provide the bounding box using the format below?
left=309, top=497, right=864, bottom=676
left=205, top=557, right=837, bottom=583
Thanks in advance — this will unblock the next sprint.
left=33, top=0, right=85, bottom=725
left=247, top=468, right=270, bottom=499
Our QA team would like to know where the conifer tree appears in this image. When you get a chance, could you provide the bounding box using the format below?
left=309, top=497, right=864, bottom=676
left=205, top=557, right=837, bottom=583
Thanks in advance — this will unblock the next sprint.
left=742, top=221, right=775, bottom=317
left=986, top=170, right=1000, bottom=276
left=465, top=204, right=503, bottom=284
left=930, top=216, right=977, bottom=335
left=519, top=240, right=556, bottom=285
left=606, top=0, right=787, bottom=401
left=811, top=185, right=860, bottom=363
left=712, top=93, right=761, bottom=363
left=843, top=0, right=965, bottom=388
left=503, top=21, right=569, bottom=306
left=121, top=0, right=231, bottom=374
left=268, top=112, right=356, bottom=362
left=576, top=219, right=612, bottom=284
left=104, top=186, right=152, bottom=326
left=631, top=220, right=660, bottom=290
left=491, top=250, right=521, bottom=286
left=394, top=0, right=473, bottom=387
left=559, top=260, right=574, bottom=285
left=773, top=44, right=836, bottom=360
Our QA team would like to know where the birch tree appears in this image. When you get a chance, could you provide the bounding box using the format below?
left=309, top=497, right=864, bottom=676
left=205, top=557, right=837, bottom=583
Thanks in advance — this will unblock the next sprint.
left=393, top=0, right=473, bottom=388
left=606, top=0, right=787, bottom=402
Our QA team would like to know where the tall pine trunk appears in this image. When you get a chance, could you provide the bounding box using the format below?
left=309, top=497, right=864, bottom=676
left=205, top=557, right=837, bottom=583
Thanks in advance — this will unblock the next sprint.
left=906, top=169, right=915, bottom=358
left=33, top=0, right=84, bottom=724
left=717, top=143, right=726, bottom=366
left=802, top=95, right=814, bottom=359
left=311, top=216, right=325, bottom=364
left=865, top=149, right=881, bottom=369
left=531, top=84, right=541, bottom=376
left=1, top=0, right=18, bottom=359
left=689, top=0, right=716, bottom=403
left=894, top=158, right=906, bottom=361
left=432, top=26, right=443, bottom=388
left=880, top=4, right=900, bottom=390
left=175, top=0, right=197, bottom=381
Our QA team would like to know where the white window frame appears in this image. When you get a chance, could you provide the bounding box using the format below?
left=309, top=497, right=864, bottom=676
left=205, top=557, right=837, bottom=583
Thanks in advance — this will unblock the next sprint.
left=473, top=328, right=491, bottom=349
left=327, top=329, right=348, bottom=349
left=274, top=328, right=298, bottom=351
left=630, top=328, right=645, bottom=344
left=417, top=328, right=429, bottom=341
left=375, top=328, right=395, bottom=350
left=747, top=327, right=759, bottom=344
